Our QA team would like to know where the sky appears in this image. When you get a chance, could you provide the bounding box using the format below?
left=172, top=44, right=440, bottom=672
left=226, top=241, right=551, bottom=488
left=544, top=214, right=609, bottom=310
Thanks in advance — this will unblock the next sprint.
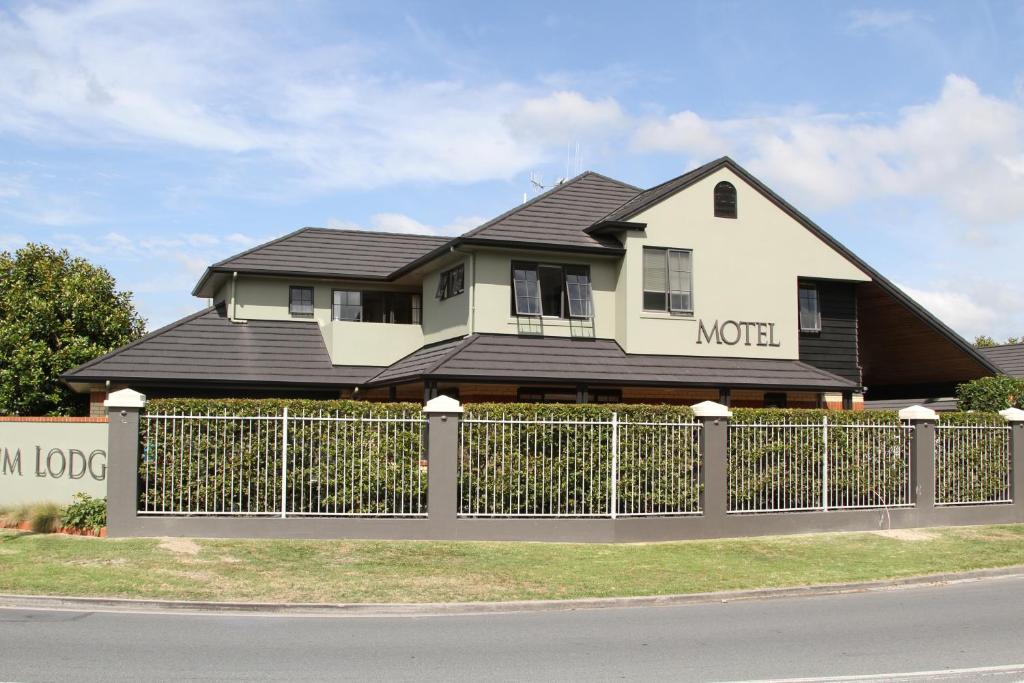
left=1, top=0, right=1022, bottom=340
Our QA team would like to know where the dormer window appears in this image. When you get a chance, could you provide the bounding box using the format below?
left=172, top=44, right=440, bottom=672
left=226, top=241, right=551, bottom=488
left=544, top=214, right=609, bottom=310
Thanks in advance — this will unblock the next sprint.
left=714, top=181, right=737, bottom=218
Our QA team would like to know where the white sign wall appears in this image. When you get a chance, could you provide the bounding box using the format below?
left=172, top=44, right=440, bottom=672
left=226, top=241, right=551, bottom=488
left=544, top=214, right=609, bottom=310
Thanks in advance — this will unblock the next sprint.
left=0, top=419, right=108, bottom=505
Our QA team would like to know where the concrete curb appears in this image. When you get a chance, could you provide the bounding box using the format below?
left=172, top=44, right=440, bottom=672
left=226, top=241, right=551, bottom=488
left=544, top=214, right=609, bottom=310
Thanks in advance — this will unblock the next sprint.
left=2, top=565, right=1023, bottom=618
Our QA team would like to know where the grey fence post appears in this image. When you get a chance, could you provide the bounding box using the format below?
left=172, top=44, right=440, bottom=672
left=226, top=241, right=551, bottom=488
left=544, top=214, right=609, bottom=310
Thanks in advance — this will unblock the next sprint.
left=423, top=395, right=463, bottom=535
left=692, top=400, right=732, bottom=526
left=1000, top=408, right=1024, bottom=506
left=900, top=405, right=938, bottom=510
left=104, top=388, right=147, bottom=536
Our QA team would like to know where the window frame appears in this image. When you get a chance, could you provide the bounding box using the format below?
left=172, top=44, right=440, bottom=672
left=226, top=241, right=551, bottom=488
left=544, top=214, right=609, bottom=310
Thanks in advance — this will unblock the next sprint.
left=436, top=264, right=465, bottom=300
left=714, top=181, right=738, bottom=219
left=331, top=289, right=362, bottom=322
left=510, top=261, right=593, bottom=320
left=642, top=247, right=694, bottom=315
left=288, top=286, right=314, bottom=317
left=798, top=283, right=822, bottom=334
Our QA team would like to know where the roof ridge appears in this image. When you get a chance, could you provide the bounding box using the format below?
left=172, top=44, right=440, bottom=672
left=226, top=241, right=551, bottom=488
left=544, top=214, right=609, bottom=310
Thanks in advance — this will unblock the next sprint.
left=62, top=305, right=221, bottom=378
left=980, top=342, right=1024, bottom=350
left=426, top=334, right=480, bottom=374
left=210, top=227, right=310, bottom=269
left=301, top=227, right=450, bottom=241
left=592, top=156, right=730, bottom=225
left=459, top=171, right=610, bottom=239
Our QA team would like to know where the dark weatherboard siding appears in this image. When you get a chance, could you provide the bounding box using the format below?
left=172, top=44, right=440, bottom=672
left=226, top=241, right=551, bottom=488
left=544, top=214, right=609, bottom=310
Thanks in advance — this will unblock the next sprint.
left=799, top=280, right=861, bottom=385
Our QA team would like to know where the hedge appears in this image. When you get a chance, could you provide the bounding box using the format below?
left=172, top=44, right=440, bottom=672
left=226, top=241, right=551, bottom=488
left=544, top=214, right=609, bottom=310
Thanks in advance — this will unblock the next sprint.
left=136, top=399, right=1013, bottom=516
left=957, top=375, right=1024, bottom=412
left=934, top=411, right=1011, bottom=504
left=141, top=399, right=426, bottom=515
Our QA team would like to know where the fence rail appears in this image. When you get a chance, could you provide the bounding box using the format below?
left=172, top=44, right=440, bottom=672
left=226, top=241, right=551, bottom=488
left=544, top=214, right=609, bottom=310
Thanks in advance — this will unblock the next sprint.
left=139, top=409, right=427, bottom=517
left=935, top=424, right=1012, bottom=506
left=727, top=418, right=914, bottom=514
left=457, top=414, right=702, bottom=518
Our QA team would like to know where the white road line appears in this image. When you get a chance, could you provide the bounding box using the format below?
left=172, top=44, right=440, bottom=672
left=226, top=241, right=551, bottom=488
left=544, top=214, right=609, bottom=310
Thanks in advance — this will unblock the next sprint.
left=728, top=662, right=1024, bottom=682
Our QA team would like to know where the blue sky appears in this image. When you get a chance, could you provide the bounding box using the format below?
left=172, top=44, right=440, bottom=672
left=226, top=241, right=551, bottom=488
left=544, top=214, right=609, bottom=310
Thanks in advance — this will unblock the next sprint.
left=1, top=0, right=1022, bottom=339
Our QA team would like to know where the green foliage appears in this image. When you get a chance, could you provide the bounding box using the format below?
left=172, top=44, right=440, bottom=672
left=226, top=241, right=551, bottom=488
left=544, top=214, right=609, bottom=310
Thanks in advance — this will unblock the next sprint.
left=975, top=335, right=1022, bottom=347
left=0, top=243, right=146, bottom=416
left=60, top=493, right=107, bottom=531
left=462, top=403, right=699, bottom=515
left=728, top=409, right=908, bottom=510
left=28, top=502, right=62, bottom=533
left=934, top=411, right=1011, bottom=504
left=141, top=398, right=425, bottom=515
left=956, top=376, right=1024, bottom=412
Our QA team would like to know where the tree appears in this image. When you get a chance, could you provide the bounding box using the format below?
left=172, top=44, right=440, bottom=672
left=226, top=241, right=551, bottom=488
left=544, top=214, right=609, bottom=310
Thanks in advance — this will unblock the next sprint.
left=975, top=335, right=1022, bottom=347
left=0, top=244, right=146, bottom=415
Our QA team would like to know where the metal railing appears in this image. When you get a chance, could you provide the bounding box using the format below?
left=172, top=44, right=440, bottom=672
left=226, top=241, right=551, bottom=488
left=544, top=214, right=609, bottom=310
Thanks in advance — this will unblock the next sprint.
left=935, top=423, right=1012, bottom=506
left=727, top=418, right=913, bottom=514
left=457, top=414, right=702, bottom=518
left=139, top=409, right=427, bottom=517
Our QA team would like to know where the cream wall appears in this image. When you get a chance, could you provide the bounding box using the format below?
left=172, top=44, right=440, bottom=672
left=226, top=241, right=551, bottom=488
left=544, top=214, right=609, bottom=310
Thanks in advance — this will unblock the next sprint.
left=422, top=258, right=470, bottom=344
left=232, top=276, right=424, bottom=367
left=472, top=249, right=618, bottom=339
left=618, top=168, right=870, bottom=358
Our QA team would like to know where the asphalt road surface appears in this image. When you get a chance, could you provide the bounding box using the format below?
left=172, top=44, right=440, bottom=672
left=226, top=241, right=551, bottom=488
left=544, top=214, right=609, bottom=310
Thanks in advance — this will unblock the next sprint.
left=3, top=576, right=1024, bottom=682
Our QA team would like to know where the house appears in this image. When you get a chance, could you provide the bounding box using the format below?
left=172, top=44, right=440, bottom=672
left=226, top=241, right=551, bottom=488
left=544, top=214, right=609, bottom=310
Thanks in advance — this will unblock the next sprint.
left=63, top=157, right=999, bottom=415
left=864, top=342, right=1024, bottom=411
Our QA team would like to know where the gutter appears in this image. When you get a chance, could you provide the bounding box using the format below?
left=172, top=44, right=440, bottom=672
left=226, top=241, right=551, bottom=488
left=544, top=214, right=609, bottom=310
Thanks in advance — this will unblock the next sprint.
left=229, top=272, right=247, bottom=324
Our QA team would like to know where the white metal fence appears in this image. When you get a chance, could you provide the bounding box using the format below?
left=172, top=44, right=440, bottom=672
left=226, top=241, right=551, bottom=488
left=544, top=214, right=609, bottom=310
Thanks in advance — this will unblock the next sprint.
left=139, top=409, right=427, bottom=517
left=457, top=414, right=702, bottom=518
left=934, top=424, right=1012, bottom=505
left=727, top=418, right=914, bottom=513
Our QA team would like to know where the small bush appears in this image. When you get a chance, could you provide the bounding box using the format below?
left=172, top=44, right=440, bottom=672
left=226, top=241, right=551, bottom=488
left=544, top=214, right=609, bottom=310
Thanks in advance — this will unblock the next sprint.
left=957, top=375, right=1024, bottom=412
left=61, top=493, right=107, bottom=532
left=29, top=502, right=63, bottom=534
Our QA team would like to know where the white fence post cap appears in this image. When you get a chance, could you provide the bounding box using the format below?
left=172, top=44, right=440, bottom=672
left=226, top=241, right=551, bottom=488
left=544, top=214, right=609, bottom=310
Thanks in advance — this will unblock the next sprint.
left=999, top=407, right=1024, bottom=422
left=691, top=400, right=732, bottom=418
left=104, top=388, right=147, bottom=409
left=422, top=394, right=463, bottom=414
left=898, top=404, right=938, bottom=420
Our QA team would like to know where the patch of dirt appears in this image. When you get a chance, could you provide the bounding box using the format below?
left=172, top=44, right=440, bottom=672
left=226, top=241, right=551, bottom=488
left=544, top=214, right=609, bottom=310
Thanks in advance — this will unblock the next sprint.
left=63, top=558, right=128, bottom=567
left=158, top=537, right=201, bottom=556
left=873, top=529, right=938, bottom=542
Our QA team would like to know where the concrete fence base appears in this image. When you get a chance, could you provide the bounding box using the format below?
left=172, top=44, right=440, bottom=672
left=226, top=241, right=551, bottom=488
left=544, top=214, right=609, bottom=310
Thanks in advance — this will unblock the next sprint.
left=104, top=390, right=1024, bottom=543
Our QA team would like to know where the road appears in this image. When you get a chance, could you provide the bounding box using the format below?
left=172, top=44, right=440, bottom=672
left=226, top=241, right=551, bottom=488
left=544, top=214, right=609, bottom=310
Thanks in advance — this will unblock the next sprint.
left=2, top=576, right=1024, bottom=682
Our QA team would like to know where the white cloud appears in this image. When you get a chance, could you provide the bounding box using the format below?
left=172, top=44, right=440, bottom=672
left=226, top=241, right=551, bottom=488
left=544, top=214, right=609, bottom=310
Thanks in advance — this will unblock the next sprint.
left=505, top=91, right=626, bottom=145
left=847, top=9, right=919, bottom=31
left=631, top=75, right=1024, bottom=225
left=0, top=0, right=561, bottom=190
left=326, top=213, right=484, bottom=236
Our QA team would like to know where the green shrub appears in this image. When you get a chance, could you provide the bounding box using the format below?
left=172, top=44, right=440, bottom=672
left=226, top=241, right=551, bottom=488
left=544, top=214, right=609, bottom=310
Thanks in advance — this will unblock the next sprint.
left=61, top=493, right=107, bottom=531
left=29, top=502, right=62, bottom=533
left=935, top=411, right=1011, bottom=503
left=957, top=376, right=1024, bottom=412
left=141, top=399, right=425, bottom=515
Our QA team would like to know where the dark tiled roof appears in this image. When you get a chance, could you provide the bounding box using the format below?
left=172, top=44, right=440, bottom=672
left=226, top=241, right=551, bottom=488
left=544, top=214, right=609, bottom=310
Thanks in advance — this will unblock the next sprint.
left=980, top=344, right=1024, bottom=377
left=367, top=336, right=477, bottom=386
left=863, top=397, right=959, bottom=412
left=63, top=306, right=379, bottom=387
left=460, top=172, right=639, bottom=251
left=596, top=157, right=727, bottom=224
left=367, top=334, right=857, bottom=390
left=212, top=228, right=450, bottom=280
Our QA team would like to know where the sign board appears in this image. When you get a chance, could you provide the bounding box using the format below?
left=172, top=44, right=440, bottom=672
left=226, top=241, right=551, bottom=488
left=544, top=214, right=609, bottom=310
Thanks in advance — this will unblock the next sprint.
left=0, top=419, right=108, bottom=505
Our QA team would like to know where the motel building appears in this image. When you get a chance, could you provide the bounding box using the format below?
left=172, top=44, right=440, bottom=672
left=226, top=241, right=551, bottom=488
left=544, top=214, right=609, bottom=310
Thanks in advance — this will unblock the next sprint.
left=62, top=157, right=1004, bottom=413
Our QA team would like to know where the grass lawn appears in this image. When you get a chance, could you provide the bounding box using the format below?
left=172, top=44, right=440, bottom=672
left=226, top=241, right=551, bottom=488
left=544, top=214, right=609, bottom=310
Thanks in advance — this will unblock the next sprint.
left=1, top=525, right=1024, bottom=604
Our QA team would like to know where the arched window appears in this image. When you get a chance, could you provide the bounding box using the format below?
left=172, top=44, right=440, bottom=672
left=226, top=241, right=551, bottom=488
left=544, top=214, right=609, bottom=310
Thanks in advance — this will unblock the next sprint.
left=714, top=181, right=737, bottom=218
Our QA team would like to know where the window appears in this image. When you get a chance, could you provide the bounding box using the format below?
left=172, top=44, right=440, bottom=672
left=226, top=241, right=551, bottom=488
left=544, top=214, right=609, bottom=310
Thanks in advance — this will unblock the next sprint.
left=332, top=290, right=361, bottom=321
left=331, top=290, right=420, bottom=325
left=643, top=248, right=693, bottom=313
left=799, top=283, right=821, bottom=333
left=714, top=181, right=737, bottom=218
left=511, top=263, right=593, bottom=319
left=289, top=286, right=314, bottom=317
left=764, top=392, right=788, bottom=408
left=436, top=264, right=465, bottom=300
